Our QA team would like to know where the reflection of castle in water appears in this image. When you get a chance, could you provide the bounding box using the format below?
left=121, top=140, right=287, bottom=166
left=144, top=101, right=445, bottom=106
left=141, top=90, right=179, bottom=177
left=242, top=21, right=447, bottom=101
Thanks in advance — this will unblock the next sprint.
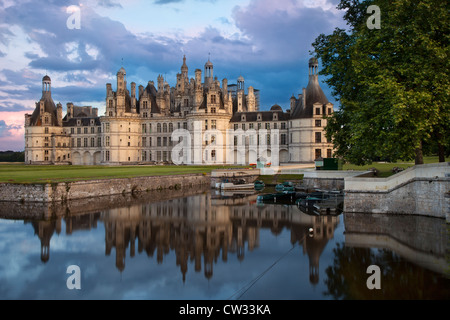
left=102, top=192, right=339, bottom=284
left=21, top=191, right=339, bottom=284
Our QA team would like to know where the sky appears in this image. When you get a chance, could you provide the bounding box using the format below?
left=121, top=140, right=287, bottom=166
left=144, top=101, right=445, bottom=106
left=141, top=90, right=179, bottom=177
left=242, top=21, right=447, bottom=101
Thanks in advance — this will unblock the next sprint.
left=0, top=0, right=346, bottom=151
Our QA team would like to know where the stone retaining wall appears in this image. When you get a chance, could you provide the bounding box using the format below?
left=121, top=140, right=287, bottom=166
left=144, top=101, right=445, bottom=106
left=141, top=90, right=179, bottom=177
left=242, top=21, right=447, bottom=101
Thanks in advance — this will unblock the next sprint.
left=344, top=162, right=450, bottom=221
left=0, top=173, right=210, bottom=203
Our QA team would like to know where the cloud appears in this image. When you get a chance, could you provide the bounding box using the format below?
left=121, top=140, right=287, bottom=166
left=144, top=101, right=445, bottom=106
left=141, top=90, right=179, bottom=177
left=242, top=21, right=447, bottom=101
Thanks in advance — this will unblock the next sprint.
left=97, top=0, right=123, bottom=8
left=154, top=0, right=183, bottom=4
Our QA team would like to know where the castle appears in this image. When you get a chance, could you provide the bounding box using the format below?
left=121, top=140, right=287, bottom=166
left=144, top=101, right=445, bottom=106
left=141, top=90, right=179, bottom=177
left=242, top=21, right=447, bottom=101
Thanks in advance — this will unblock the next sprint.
left=24, top=56, right=334, bottom=165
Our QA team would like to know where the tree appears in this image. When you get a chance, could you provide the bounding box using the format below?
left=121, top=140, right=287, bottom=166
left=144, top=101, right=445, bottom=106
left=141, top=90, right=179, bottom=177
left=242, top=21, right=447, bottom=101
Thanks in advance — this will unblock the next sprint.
left=312, top=0, right=449, bottom=165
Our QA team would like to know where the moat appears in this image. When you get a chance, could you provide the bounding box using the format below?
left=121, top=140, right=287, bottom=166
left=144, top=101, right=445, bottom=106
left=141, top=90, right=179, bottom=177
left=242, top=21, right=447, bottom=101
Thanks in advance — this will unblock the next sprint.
left=0, top=186, right=448, bottom=300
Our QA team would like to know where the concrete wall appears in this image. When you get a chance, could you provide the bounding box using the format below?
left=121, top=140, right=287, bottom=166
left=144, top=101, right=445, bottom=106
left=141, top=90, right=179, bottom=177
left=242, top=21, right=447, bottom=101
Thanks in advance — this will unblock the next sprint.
left=299, top=170, right=368, bottom=190
left=0, top=173, right=210, bottom=203
left=344, top=162, right=450, bottom=221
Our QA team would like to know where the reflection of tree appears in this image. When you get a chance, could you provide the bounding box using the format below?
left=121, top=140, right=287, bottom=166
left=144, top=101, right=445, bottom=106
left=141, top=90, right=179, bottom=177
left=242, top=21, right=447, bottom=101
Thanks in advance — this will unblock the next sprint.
left=324, top=243, right=450, bottom=300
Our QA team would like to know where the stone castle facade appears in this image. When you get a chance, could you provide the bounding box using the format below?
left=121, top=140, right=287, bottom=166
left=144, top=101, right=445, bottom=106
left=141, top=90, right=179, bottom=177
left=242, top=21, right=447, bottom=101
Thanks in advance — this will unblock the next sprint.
left=24, top=56, right=334, bottom=165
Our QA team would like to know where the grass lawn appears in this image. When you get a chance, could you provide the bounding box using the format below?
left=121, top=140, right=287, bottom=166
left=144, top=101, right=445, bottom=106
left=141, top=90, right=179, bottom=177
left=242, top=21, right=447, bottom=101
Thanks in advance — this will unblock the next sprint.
left=257, top=174, right=304, bottom=185
left=342, top=156, right=449, bottom=177
left=0, top=164, right=248, bottom=184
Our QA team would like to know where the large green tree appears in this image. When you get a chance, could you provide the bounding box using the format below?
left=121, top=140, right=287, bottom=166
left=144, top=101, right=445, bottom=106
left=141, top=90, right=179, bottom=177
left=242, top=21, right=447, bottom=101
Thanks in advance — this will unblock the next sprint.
left=312, top=0, right=449, bottom=165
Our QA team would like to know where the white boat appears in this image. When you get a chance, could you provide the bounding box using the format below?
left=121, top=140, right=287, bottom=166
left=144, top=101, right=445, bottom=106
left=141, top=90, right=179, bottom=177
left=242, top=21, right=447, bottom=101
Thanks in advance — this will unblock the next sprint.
left=219, top=179, right=255, bottom=190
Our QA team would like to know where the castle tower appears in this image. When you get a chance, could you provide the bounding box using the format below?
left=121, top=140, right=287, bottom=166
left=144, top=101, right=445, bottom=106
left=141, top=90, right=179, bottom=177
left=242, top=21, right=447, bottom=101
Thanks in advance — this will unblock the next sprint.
left=42, top=75, right=51, bottom=95
left=116, top=67, right=127, bottom=115
left=181, top=55, right=188, bottom=79
left=204, top=58, right=213, bottom=87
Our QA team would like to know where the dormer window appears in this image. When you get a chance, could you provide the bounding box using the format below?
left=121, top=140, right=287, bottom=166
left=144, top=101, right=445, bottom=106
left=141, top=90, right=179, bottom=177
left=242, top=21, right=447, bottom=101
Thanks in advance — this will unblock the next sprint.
left=257, top=113, right=262, bottom=121
left=241, top=115, right=246, bottom=122
left=273, top=113, right=278, bottom=121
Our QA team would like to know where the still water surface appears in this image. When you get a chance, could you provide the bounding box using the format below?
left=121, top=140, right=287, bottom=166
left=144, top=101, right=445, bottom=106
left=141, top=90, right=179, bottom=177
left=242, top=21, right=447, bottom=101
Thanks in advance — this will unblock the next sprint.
left=0, top=187, right=448, bottom=300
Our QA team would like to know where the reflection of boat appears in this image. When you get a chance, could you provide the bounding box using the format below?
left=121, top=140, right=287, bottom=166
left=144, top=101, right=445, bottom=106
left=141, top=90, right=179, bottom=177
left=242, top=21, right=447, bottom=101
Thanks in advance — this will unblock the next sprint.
left=257, top=191, right=297, bottom=203
left=220, top=179, right=255, bottom=191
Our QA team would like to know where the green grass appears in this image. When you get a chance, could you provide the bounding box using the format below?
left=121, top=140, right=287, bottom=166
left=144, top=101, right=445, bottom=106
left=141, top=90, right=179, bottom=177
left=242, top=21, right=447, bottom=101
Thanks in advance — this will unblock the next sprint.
left=0, top=164, right=248, bottom=184
left=342, top=156, right=449, bottom=177
left=257, top=174, right=304, bottom=186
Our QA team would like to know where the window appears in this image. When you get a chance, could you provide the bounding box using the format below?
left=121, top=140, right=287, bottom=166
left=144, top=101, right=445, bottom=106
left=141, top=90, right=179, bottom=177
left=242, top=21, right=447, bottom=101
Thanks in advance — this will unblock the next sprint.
left=242, top=123, right=245, bottom=130
left=327, top=149, right=332, bottom=158
left=84, top=127, right=88, bottom=134
left=211, top=120, right=217, bottom=130
left=281, top=134, right=287, bottom=145
left=183, top=122, right=187, bottom=130
left=315, top=120, right=322, bottom=127
left=142, top=124, right=147, bottom=133
left=84, top=138, right=88, bottom=147
left=91, top=138, right=95, bottom=147
left=77, top=138, right=81, bottom=147
left=91, top=127, right=95, bottom=134
left=281, top=122, right=286, bottom=129
left=274, top=123, right=278, bottom=129
left=77, top=128, right=81, bottom=134
left=45, top=127, right=49, bottom=134
left=157, top=123, right=161, bottom=133
left=105, top=123, right=110, bottom=133
left=142, top=137, right=147, bottom=147
left=315, top=149, right=322, bottom=159
left=265, top=123, right=270, bottom=130
left=98, top=137, right=101, bottom=147
left=315, top=132, right=322, bottom=143
left=211, top=95, right=216, bottom=104
left=249, top=123, right=254, bottom=129
left=234, top=124, right=238, bottom=130
left=106, top=136, right=110, bottom=147
left=163, top=123, right=167, bottom=132
left=211, top=107, right=216, bottom=113
left=71, top=128, right=74, bottom=134
left=328, top=108, right=332, bottom=115
left=316, top=108, right=321, bottom=115
left=142, top=151, right=147, bottom=162
left=163, top=137, right=167, bottom=146
left=157, top=137, right=161, bottom=147
left=257, top=123, right=261, bottom=130
left=45, top=117, right=49, bottom=124
left=106, top=151, right=110, bottom=161
left=205, top=120, right=208, bottom=130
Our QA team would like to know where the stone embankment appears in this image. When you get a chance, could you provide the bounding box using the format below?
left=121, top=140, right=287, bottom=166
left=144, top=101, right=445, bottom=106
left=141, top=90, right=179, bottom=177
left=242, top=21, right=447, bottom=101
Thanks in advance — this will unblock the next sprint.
left=0, top=173, right=210, bottom=203
left=344, top=162, right=450, bottom=221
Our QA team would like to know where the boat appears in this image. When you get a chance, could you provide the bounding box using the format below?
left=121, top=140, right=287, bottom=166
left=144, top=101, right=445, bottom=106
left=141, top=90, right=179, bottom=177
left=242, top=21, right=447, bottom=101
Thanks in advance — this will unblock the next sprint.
left=220, top=179, right=255, bottom=191
left=275, top=181, right=295, bottom=192
left=254, top=180, right=265, bottom=190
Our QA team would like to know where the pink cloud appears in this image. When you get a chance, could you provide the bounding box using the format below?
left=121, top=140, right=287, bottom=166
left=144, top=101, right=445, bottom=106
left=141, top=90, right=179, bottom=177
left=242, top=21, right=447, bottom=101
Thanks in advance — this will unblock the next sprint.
left=0, top=111, right=31, bottom=151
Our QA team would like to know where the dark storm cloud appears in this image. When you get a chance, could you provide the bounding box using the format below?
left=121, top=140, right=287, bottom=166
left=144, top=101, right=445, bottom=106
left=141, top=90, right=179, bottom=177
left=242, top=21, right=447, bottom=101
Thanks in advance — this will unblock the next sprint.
left=0, top=0, right=343, bottom=111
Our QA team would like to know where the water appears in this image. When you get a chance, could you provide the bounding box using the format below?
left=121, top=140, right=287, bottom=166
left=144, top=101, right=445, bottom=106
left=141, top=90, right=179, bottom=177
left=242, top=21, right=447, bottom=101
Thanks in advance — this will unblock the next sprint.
left=0, top=187, right=448, bottom=300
